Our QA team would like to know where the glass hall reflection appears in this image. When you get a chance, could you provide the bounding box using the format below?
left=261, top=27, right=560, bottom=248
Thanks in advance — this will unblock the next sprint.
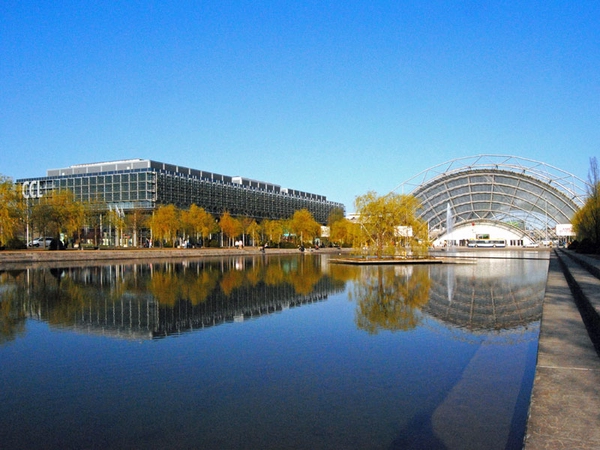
left=330, top=255, right=547, bottom=338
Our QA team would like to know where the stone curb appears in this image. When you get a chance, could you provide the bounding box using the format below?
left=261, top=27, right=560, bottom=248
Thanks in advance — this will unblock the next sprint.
left=0, top=247, right=352, bottom=269
left=557, top=248, right=600, bottom=280
left=553, top=249, right=600, bottom=352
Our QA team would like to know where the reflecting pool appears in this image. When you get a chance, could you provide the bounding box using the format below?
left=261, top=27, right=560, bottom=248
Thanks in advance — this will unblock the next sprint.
left=0, top=252, right=549, bottom=449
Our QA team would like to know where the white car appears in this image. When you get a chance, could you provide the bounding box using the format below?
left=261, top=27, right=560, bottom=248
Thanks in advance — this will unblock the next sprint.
left=28, top=237, right=54, bottom=248
left=523, top=242, right=539, bottom=248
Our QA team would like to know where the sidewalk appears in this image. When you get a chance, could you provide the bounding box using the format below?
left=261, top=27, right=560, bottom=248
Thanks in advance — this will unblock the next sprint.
left=524, top=250, right=600, bottom=449
left=0, top=246, right=350, bottom=270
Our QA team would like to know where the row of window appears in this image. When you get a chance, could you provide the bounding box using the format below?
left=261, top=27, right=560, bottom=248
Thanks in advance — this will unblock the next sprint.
left=156, top=175, right=336, bottom=222
left=21, top=169, right=343, bottom=223
left=53, top=172, right=153, bottom=185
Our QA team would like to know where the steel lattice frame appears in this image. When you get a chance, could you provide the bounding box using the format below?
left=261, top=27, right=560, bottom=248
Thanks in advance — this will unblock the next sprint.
left=392, top=155, right=589, bottom=240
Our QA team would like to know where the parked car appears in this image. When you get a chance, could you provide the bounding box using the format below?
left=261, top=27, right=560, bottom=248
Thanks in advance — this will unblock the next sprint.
left=28, top=237, right=54, bottom=248
left=523, top=242, right=539, bottom=248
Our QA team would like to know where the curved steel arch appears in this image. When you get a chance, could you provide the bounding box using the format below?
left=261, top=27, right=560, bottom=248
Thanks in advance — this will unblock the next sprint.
left=393, top=155, right=589, bottom=240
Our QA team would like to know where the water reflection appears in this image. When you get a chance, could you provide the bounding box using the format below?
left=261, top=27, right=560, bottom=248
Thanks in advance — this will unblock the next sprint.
left=0, top=253, right=549, bottom=449
left=0, top=254, right=548, bottom=344
left=425, top=256, right=547, bottom=333
left=0, top=256, right=345, bottom=341
left=0, top=270, right=27, bottom=345
left=350, top=265, right=431, bottom=333
left=332, top=253, right=547, bottom=338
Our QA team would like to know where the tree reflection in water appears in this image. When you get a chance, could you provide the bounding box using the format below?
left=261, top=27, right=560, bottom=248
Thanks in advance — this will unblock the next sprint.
left=0, top=254, right=548, bottom=449
left=0, top=254, right=546, bottom=341
left=0, top=255, right=345, bottom=340
left=0, top=271, right=26, bottom=344
left=351, top=265, right=431, bottom=333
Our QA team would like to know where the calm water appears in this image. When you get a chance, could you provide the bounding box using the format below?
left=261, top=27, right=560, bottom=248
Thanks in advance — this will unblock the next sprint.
left=0, top=252, right=549, bottom=449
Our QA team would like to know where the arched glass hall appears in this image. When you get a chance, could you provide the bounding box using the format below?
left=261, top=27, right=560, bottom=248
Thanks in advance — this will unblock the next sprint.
left=394, top=155, right=589, bottom=243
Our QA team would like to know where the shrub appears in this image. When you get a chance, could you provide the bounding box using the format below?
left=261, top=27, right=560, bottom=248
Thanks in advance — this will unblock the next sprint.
left=49, top=239, right=65, bottom=251
left=577, top=238, right=599, bottom=254
left=206, top=238, right=220, bottom=248
left=5, top=237, right=27, bottom=250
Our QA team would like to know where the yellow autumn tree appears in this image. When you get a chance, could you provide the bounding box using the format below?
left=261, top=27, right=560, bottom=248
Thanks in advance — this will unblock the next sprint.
left=289, top=208, right=321, bottom=245
left=219, top=211, right=242, bottom=247
left=573, top=157, right=600, bottom=248
left=0, top=176, right=23, bottom=247
left=354, top=191, right=428, bottom=258
left=149, top=204, right=179, bottom=247
left=31, top=189, right=85, bottom=245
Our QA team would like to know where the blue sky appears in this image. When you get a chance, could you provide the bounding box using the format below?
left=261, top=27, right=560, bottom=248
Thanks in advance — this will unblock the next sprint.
left=1, top=1, right=598, bottom=211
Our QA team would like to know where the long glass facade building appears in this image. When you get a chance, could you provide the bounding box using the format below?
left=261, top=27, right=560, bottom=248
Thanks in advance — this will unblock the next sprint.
left=17, top=159, right=344, bottom=223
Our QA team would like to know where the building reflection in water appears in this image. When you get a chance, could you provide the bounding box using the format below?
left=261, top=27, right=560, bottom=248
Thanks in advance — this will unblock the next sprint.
left=0, top=253, right=547, bottom=343
left=334, top=254, right=547, bottom=339
left=332, top=254, right=548, bottom=449
left=0, top=253, right=549, bottom=449
left=424, top=256, right=547, bottom=335
left=0, top=256, right=345, bottom=341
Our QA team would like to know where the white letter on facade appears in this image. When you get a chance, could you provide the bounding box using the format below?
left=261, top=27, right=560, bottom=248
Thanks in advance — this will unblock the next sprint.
left=22, top=181, right=30, bottom=199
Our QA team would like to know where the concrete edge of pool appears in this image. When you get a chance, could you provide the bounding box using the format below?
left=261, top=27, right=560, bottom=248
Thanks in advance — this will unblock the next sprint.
left=523, top=249, right=600, bottom=449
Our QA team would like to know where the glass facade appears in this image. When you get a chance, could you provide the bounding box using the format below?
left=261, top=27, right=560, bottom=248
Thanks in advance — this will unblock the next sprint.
left=390, top=155, right=588, bottom=242
left=413, top=168, right=580, bottom=240
left=49, top=170, right=155, bottom=206
left=17, top=159, right=344, bottom=223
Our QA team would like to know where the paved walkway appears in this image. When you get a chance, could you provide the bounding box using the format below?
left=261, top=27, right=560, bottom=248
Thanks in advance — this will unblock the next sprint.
left=0, top=247, right=350, bottom=270
left=524, top=250, right=600, bottom=449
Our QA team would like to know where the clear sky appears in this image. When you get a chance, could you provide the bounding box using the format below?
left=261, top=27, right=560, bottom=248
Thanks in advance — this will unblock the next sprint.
left=1, top=1, right=598, bottom=211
